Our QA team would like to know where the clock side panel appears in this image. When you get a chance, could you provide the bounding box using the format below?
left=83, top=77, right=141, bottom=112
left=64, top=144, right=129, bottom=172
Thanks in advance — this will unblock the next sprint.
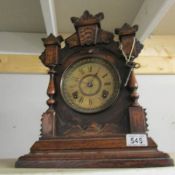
left=55, top=45, right=131, bottom=138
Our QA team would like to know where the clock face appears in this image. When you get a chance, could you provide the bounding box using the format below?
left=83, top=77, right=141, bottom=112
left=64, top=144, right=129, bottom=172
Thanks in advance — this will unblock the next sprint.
left=60, top=57, right=121, bottom=113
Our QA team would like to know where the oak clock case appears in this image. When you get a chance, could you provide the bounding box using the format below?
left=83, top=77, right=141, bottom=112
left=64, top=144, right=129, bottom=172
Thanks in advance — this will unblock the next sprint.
left=15, top=11, right=174, bottom=168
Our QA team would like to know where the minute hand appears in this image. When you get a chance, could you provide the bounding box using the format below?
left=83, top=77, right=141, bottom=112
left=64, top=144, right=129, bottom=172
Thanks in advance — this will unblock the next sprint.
left=89, top=72, right=99, bottom=84
left=91, top=67, right=100, bottom=82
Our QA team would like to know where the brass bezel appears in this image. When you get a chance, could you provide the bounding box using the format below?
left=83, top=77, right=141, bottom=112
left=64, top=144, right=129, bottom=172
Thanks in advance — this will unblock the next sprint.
left=60, top=57, right=121, bottom=113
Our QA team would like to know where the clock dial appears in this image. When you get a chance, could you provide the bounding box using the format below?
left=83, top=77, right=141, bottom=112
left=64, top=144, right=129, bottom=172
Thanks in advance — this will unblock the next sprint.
left=60, top=57, right=121, bottom=113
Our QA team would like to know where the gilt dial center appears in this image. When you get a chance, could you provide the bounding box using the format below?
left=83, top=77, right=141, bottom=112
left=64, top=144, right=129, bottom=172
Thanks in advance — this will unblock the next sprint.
left=79, top=74, right=101, bottom=96
left=87, top=82, right=93, bottom=87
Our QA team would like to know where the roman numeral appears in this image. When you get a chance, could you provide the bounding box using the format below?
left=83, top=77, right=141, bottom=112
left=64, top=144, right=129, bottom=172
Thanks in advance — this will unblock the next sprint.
left=78, top=96, right=84, bottom=104
left=104, top=82, right=111, bottom=86
left=102, top=73, right=108, bottom=78
left=88, top=65, right=92, bottom=72
left=96, top=67, right=100, bottom=75
left=95, top=67, right=101, bottom=76
left=89, top=99, right=92, bottom=106
left=79, top=68, right=85, bottom=74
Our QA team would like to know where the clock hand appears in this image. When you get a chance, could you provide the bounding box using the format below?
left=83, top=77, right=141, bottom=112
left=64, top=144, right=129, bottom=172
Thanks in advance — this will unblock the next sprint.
left=87, top=75, right=97, bottom=88
left=89, top=67, right=101, bottom=84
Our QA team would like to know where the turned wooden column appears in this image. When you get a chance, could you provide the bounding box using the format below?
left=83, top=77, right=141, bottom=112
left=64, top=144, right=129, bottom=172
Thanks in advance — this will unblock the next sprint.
left=128, top=72, right=148, bottom=133
left=39, top=34, right=63, bottom=138
left=128, top=71, right=139, bottom=106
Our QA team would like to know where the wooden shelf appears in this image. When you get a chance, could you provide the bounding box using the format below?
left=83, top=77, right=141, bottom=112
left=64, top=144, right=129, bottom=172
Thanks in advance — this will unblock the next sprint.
left=0, top=159, right=174, bottom=174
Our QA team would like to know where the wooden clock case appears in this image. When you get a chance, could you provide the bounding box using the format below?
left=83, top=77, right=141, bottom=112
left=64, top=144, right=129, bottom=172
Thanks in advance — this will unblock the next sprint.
left=15, top=11, right=174, bottom=168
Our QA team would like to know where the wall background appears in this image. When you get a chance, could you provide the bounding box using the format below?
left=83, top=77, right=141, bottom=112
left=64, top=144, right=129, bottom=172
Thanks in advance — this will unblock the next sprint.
left=0, top=74, right=175, bottom=158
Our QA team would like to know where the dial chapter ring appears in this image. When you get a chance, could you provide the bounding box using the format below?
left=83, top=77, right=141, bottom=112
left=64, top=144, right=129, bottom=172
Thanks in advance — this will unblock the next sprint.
left=60, top=57, right=121, bottom=113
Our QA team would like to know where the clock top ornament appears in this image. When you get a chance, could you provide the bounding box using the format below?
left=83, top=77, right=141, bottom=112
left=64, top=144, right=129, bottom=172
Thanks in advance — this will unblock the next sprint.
left=66, top=10, right=113, bottom=47
left=16, top=11, right=173, bottom=168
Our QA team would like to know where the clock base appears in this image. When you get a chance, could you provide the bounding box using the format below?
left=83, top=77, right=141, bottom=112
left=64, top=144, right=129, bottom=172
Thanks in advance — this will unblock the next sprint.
left=15, top=136, right=174, bottom=168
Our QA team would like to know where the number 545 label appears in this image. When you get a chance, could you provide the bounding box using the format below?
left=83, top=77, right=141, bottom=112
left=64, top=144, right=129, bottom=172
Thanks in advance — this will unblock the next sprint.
left=126, top=134, right=148, bottom=147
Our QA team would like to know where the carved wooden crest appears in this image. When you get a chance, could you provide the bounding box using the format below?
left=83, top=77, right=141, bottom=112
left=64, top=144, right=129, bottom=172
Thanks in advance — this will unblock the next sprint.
left=66, top=11, right=114, bottom=47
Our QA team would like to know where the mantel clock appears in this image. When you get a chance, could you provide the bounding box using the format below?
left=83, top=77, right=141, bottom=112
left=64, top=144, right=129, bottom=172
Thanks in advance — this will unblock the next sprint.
left=16, top=11, right=174, bottom=168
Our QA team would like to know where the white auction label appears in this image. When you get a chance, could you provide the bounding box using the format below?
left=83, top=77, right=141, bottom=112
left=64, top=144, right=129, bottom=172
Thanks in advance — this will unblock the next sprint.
left=126, top=134, right=148, bottom=147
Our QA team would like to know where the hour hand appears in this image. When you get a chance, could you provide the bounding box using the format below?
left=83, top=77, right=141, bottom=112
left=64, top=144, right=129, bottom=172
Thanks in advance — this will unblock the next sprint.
left=90, top=69, right=100, bottom=83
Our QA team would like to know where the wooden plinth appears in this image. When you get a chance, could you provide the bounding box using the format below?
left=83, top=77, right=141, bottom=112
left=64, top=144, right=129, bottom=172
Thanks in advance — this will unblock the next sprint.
left=15, top=136, right=174, bottom=168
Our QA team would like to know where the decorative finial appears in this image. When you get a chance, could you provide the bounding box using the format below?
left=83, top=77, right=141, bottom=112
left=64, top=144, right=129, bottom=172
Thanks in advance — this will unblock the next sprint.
left=42, top=34, right=63, bottom=46
left=71, top=10, right=104, bottom=27
left=115, top=23, right=138, bottom=37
